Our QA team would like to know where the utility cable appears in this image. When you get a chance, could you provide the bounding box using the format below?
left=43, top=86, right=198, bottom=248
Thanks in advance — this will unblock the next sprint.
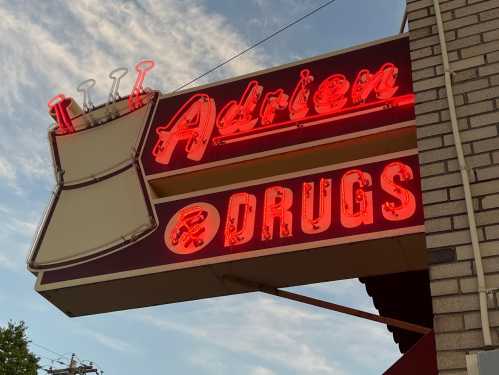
left=79, top=357, right=104, bottom=373
left=173, top=0, right=338, bottom=92
left=37, top=354, right=66, bottom=366
left=29, top=342, right=71, bottom=361
left=30, top=342, right=95, bottom=370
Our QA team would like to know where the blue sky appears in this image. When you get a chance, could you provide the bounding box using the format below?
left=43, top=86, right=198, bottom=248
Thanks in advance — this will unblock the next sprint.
left=0, top=0, right=408, bottom=374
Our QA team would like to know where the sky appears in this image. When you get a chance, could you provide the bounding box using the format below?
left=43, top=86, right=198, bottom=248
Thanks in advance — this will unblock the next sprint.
left=0, top=0, right=408, bottom=374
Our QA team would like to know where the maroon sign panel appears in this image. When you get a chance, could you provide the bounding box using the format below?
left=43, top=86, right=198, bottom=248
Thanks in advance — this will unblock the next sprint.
left=157, top=153, right=423, bottom=265
left=42, top=152, right=423, bottom=284
left=141, top=37, right=414, bottom=176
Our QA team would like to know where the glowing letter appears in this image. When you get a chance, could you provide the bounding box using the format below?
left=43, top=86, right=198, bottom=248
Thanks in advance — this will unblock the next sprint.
left=259, top=89, right=289, bottom=126
left=301, top=178, right=332, bottom=234
left=216, top=81, right=263, bottom=135
left=313, top=74, right=350, bottom=114
left=262, top=186, right=293, bottom=240
left=224, top=192, right=257, bottom=246
left=152, top=93, right=216, bottom=165
left=351, top=63, right=399, bottom=104
left=340, top=170, right=373, bottom=228
left=128, top=60, right=155, bottom=111
left=48, top=94, right=75, bottom=134
left=381, top=162, right=416, bottom=221
left=289, top=69, right=314, bottom=121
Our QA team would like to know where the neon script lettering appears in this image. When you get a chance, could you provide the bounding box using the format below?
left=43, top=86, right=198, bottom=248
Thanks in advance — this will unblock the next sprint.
left=153, top=94, right=216, bottom=165
left=152, top=63, right=403, bottom=165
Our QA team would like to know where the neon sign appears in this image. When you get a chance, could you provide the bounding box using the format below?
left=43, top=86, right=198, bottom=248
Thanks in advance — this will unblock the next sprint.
left=142, top=37, right=415, bottom=176
left=151, top=63, right=407, bottom=166
left=158, top=153, right=422, bottom=263
left=33, top=35, right=423, bottom=317
left=48, top=94, right=75, bottom=134
left=128, top=60, right=155, bottom=111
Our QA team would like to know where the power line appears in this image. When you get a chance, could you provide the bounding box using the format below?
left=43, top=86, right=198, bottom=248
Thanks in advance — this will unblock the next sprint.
left=77, top=357, right=104, bottom=373
left=30, top=341, right=99, bottom=371
left=44, top=354, right=101, bottom=375
left=29, top=342, right=71, bottom=361
left=36, top=354, right=66, bottom=367
left=173, top=0, right=338, bottom=92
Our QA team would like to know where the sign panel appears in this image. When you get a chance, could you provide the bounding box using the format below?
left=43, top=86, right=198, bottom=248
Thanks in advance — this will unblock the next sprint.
left=141, top=36, right=414, bottom=177
left=29, top=35, right=426, bottom=316
left=38, top=149, right=423, bottom=283
left=152, top=152, right=422, bottom=271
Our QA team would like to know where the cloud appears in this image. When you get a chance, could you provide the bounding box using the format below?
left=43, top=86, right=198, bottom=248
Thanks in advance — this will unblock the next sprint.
left=249, top=366, right=277, bottom=375
left=0, top=253, right=16, bottom=270
left=0, top=0, right=269, bottom=272
left=7, top=217, right=38, bottom=237
left=137, top=295, right=345, bottom=374
left=249, top=0, right=317, bottom=31
left=78, top=328, right=138, bottom=354
left=135, top=279, right=401, bottom=374
left=0, top=203, right=47, bottom=271
left=0, top=0, right=268, bottom=193
left=0, top=156, right=16, bottom=188
left=0, top=204, right=39, bottom=240
left=188, top=349, right=229, bottom=374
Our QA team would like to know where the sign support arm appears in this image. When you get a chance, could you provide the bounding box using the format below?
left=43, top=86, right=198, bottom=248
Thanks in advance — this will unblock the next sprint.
left=223, top=275, right=431, bottom=335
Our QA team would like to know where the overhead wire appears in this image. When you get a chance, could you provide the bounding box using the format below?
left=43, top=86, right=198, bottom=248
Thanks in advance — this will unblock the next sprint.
left=32, top=354, right=66, bottom=374
left=78, top=356, right=104, bottom=372
left=173, top=0, right=338, bottom=92
left=29, top=341, right=101, bottom=372
left=29, top=341, right=71, bottom=361
left=37, top=354, right=66, bottom=366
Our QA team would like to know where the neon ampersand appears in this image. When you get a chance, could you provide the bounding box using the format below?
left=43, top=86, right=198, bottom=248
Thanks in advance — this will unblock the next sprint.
left=313, top=74, right=350, bottom=114
left=381, top=161, right=416, bottom=221
left=340, top=169, right=373, bottom=228
left=224, top=192, right=256, bottom=246
left=262, top=186, right=293, bottom=240
left=289, top=69, right=314, bottom=121
left=351, top=63, right=399, bottom=104
left=152, top=93, right=216, bottom=165
left=259, top=89, right=289, bottom=126
left=216, top=81, right=263, bottom=135
left=301, top=178, right=332, bottom=234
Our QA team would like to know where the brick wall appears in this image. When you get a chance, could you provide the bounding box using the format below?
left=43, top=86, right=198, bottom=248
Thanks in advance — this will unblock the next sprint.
left=407, top=0, right=499, bottom=373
